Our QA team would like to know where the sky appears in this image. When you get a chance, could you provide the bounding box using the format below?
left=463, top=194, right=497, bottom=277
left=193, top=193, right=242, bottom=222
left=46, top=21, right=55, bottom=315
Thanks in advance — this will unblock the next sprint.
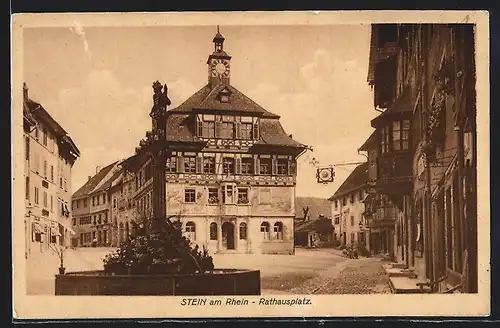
left=23, top=24, right=379, bottom=199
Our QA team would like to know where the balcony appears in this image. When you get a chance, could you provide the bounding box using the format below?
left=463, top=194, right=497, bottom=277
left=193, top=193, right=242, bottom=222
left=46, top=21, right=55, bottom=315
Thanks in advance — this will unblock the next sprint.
left=375, top=152, right=412, bottom=192
left=365, top=217, right=396, bottom=229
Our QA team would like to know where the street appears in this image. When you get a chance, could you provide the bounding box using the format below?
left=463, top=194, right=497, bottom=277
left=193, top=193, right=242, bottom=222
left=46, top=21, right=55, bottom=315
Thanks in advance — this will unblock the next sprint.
left=25, top=247, right=390, bottom=295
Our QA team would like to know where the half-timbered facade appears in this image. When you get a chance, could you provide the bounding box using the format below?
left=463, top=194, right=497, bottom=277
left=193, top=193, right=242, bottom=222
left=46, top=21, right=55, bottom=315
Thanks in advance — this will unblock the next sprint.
left=366, top=24, right=477, bottom=293
left=124, top=29, right=307, bottom=254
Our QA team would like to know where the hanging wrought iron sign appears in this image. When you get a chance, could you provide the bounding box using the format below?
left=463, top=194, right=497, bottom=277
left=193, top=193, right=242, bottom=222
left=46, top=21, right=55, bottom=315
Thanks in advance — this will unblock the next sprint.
left=316, top=166, right=335, bottom=184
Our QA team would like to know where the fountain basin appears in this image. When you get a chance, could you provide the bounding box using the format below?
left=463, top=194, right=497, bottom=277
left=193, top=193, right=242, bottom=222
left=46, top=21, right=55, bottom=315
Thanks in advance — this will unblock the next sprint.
left=55, top=269, right=260, bottom=296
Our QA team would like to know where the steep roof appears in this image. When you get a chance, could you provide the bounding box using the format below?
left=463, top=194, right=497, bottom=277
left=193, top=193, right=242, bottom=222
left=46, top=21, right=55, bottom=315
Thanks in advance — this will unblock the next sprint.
left=258, top=118, right=306, bottom=148
left=328, top=162, right=369, bottom=200
left=358, top=131, right=377, bottom=152
left=93, top=167, right=123, bottom=193
left=164, top=87, right=306, bottom=149
left=371, top=89, right=413, bottom=127
left=25, top=98, right=81, bottom=157
left=169, top=83, right=280, bottom=118
left=295, top=197, right=331, bottom=220
left=367, top=25, right=398, bottom=85
left=72, top=161, right=119, bottom=199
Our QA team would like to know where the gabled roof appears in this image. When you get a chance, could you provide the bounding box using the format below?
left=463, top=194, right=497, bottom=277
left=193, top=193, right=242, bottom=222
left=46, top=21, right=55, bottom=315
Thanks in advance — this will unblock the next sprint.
left=371, top=89, right=413, bottom=127
left=328, top=162, right=369, bottom=200
left=93, top=167, right=123, bottom=193
left=295, top=197, right=331, bottom=220
left=72, top=161, right=119, bottom=199
left=169, top=83, right=280, bottom=118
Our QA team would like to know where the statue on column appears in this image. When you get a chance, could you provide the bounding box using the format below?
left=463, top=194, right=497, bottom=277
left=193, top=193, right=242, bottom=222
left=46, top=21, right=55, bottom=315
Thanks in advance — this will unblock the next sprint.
left=152, top=81, right=171, bottom=108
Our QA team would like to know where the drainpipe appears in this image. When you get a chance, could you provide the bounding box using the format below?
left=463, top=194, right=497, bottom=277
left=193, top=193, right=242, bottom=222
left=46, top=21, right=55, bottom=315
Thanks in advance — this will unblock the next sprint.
left=423, top=26, right=435, bottom=283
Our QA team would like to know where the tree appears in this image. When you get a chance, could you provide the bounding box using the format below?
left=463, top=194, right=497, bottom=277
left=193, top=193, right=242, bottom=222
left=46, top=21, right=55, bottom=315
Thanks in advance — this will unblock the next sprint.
left=103, top=210, right=214, bottom=275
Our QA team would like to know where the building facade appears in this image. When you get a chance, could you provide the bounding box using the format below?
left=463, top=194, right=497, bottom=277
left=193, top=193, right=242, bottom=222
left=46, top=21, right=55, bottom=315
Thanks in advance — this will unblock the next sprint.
left=23, top=83, right=80, bottom=259
left=365, top=24, right=477, bottom=292
left=121, top=29, right=307, bottom=255
left=329, top=163, right=369, bottom=247
left=71, top=162, right=121, bottom=247
left=294, top=197, right=333, bottom=247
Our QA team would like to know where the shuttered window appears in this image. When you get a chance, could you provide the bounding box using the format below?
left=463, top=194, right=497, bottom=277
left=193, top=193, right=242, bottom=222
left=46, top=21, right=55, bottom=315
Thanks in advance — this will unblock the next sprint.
left=253, top=122, right=260, bottom=140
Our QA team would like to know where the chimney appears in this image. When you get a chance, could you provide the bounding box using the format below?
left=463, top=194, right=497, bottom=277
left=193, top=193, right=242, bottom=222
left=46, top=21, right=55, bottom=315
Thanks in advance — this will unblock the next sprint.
left=96, top=166, right=101, bottom=174
left=88, top=176, right=92, bottom=181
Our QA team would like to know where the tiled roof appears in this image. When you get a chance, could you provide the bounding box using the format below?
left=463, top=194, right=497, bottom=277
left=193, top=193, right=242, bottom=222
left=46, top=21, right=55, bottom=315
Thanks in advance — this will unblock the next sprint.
left=329, top=162, right=369, bottom=200
left=25, top=98, right=80, bottom=156
left=72, top=161, right=118, bottom=199
left=370, top=90, right=413, bottom=127
left=258, top=118, right=306, bottom=148
left=163, top=83, right=305, bottom=149
left=366, top=25, right=398, bottom=85
left=26, top=99, right=67, bottom=137
left=169, top=83, right=280, bottom=118
left=166, top=114, right=197, bottom=142
left=358, top=131, right=377, bottom=152
left=93, top=167, right=123, bottom=193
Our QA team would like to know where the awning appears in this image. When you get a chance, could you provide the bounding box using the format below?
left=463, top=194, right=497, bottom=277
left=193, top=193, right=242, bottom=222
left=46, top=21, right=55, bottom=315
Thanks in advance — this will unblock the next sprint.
left=59, top=219, right=76, bottom=235
left=51, top=229, right=62, bottom=236
left=32, top=222, right=44, bottom=234
left=29, top=214, right=76, bottom=235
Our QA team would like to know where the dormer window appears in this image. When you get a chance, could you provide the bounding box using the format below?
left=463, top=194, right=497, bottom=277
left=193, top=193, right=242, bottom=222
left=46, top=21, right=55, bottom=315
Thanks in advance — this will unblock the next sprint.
left=218, top=87, right=232, bottom=103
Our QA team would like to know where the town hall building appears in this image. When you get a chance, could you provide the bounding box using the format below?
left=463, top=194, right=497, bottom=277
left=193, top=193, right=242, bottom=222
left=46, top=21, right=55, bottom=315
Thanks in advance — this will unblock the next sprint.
left=91, top=28, right=307, bottom=254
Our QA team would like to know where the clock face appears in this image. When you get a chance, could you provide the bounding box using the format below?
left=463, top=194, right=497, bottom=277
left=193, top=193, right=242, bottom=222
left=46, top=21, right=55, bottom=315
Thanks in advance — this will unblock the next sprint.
left=211, top=59, right=229, bottom=77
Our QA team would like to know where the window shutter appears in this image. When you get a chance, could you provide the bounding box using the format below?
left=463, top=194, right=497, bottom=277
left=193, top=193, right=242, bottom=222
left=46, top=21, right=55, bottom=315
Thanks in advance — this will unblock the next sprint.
left=196, top=119, right=203, bottom=137
left=253, top=122, right=260, bottom=140
left=177, top=156, right=184, bottom=173
left=215, top=121, right=222, bottom=138
left=235, top=157, right=242, bottom=174
left=235, top=122, right=241, bottom=139
left=289, top=160, right=296, bottom=175
left=196, top=156, right=202, bottom=173
left=254, top=156, right=260, bottom=175
left=272, top=157, right=277, bottom=175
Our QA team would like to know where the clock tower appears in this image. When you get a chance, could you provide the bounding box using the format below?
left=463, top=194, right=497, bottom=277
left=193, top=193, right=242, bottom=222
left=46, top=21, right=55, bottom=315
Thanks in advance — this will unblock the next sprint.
left=207, top=26, right=231, bottom=89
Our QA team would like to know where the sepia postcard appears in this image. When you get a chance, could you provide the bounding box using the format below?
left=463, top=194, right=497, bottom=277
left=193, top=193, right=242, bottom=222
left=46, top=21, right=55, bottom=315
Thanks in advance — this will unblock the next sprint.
left=11, top=10, right=490, bottom=319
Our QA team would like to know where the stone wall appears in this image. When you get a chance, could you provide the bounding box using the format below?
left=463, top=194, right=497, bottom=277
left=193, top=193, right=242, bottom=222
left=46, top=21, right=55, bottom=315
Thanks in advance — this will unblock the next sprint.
left=55, top=269, right=261, bottom=296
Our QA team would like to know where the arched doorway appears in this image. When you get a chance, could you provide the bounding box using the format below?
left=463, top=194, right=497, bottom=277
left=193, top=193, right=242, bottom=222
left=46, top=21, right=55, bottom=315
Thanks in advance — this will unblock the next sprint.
left=222, top=222, right=235, bottom=250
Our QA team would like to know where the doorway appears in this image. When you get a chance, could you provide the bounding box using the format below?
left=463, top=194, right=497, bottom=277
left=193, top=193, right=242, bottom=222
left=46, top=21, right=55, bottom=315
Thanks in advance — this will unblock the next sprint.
left=222, top=222, right=235, bottom=250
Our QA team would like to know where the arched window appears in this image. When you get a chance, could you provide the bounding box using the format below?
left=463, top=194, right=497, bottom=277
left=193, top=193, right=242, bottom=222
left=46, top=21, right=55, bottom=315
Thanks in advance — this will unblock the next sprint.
left=185, top=221, right=196, bottom=241
left=239, top=222, right=247, bottom=240
left=260, top=222, right=270, bottom=240
left=209, top=222, right=218, bottom=240
left=274, top=222, right=283, bottom=240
